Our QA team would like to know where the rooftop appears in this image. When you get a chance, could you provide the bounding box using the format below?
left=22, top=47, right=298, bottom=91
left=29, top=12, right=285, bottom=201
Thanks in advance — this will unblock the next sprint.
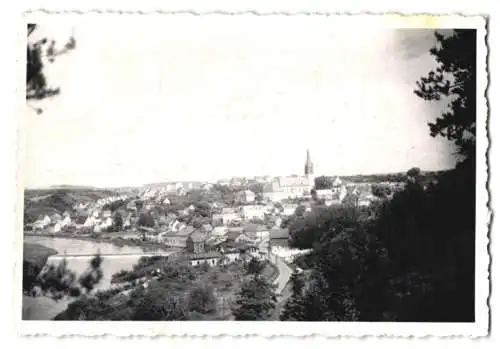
left=185, top=251, right=223, bottom=260
left=270, top=228, right=290, bottom=239
left=243, top=224, right=268, bottom=233
left=189, top=230, right=207, bottom=243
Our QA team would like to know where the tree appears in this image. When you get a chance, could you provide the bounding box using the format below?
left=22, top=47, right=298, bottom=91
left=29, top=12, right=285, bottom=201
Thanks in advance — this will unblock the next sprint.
left=135, top=200, right=144, bottom=211
left=244, top=257, right=266, bottom=275
left=137, top=212, right=155, bottom=227
left=314, top=176, right=333, bottom=190
left=132, top=287, right=187, bottom=321
left=26, top=24, right=76, bottom=113
left=29, top=254, right=103, bottom=301
left=414, top=30, right=476, bottom=158
left=232, top=275, right=277, bottom=320
left=186, top=283, right=217, bottom=314
left=406, top=167, right=422, bottom=181
left=279, top=270, right=307, bottom=321
left=278, top=30, right=478, bottom=323
left=371, top=184, right=392, bottom=199
left=112, top=212, right=124, bottom=231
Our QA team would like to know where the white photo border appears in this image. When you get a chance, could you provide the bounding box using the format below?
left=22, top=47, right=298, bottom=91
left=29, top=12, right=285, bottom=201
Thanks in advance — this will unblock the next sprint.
left=15, top=12, right=489, bottom=338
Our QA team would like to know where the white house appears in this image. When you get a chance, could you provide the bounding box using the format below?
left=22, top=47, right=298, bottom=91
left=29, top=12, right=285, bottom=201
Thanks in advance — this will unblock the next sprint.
left=212, top=226, right=228, bottom=236
left=333, top=177, right=343, bottom=187
left=84, top=215, right=100, bottom=228
left=99, top=217, right=113, bottom=231
left=282, top=203, right=299, bottom=216
left=236, top=190, right=256, bottom=203
left=123, top=213, right=132, bottom=229
left=241, top=205, right=266, bottom=220
left=212, top=212, right=240, bottom=226
left=52, top=223, right=62, bottom=234
left=222, top=251, right=240, bottom=264
left=339, top=185, right=348, bottom=202
left=59, top=215, right=72, bottom=229
left=32, top=215, right=51, bottom=230
left=315, top=189, right=334, bottom=200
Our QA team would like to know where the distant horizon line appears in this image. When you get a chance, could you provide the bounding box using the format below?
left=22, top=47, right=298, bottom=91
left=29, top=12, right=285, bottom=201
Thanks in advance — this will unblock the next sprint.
left=24, top=166, right=455, bottom=191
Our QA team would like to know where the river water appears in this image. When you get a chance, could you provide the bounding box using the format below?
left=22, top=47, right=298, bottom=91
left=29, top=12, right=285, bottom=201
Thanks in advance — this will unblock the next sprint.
left=22, top=236, right=173, bottom=320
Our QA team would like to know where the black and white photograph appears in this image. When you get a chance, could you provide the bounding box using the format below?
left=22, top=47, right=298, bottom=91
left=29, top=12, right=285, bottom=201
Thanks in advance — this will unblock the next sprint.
left=19, top=13, right=488, bottom=336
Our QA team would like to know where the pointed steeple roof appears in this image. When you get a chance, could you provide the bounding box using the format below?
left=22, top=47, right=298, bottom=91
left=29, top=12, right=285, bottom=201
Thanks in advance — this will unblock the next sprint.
left=304, top=148, right=314, bottom=175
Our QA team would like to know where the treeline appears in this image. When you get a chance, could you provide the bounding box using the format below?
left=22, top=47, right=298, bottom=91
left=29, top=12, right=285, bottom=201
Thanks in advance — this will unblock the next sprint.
left=53, top=256, right=277, bottom=321
left=316, top=170, right=448, bottom=185
left=282, top=27, right=477, bottom=321
left=282, top=157, right=475, bottom=322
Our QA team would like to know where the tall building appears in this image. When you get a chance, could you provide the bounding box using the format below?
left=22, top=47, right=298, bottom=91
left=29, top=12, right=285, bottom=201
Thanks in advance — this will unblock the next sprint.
left=304, top=148, right=314, bottom=175
left=262, top=149, right=316, bottom=202
left=304, top=148, right=315, bottom=188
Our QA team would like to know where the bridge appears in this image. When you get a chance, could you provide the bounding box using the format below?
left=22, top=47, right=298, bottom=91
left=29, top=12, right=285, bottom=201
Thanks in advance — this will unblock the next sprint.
left=48, top=252, right=175, bottom=259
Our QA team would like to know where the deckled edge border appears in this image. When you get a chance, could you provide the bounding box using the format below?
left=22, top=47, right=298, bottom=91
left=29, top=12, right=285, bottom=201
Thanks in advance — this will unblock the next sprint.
left=16, top=11, right=491, bottom=340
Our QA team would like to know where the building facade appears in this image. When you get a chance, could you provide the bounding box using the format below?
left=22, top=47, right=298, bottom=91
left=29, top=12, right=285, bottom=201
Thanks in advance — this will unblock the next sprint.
left=262, top=149, right=315, bottom=202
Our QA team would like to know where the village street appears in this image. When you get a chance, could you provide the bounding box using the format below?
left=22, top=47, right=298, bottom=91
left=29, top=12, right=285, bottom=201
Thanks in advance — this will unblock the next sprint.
left=274, top=256, right=293, bottom=295
left=257, top=238, right=293, bottom=296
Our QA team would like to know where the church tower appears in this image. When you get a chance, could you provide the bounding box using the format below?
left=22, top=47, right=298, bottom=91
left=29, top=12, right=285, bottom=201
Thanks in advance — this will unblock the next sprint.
left=304, top=149, right=315, bottom=187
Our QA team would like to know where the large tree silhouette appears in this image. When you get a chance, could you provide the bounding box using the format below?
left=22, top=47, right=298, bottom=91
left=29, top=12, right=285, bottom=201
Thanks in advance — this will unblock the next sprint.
left=414, top=29, right=476, bottom=158
left=26, top=24, right=76, bottom=113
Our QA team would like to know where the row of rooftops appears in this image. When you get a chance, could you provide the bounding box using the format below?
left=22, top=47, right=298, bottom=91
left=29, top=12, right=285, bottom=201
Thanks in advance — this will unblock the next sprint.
left=140, top=222, right=290, bottom=241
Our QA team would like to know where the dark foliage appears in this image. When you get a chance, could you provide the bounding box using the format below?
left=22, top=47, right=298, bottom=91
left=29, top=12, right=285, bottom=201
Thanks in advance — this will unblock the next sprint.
left=314, top=176, right=334, bottom=190
left=131, top=287, right=187, bottom=321
left=186, top=283, right=217, bottom=314
left=371, top=184, right=392, bottom=199
left=112, top=212, right=124, bottom=231
left=279, top=271, right=307, bottom=321
left=414, top=29, right=476, bottom=157
left=102, top=200, right=126, bottom=212
left=281, top=28, right=476, bottom=322
left=232, top=275, right=277, bottom=320
left=244, top=257, right=266, bottom=275
left=137, top=212, right=155, bottom=227
left=282, top=159, right=475, bottom=321
left=26, top=254, right=103, bottom=301
left=26, top=24, right=76, bottom=112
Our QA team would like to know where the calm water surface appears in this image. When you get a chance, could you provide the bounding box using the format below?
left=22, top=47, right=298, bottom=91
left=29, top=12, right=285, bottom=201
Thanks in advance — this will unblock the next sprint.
left=23, top=236, right=173, bottom=320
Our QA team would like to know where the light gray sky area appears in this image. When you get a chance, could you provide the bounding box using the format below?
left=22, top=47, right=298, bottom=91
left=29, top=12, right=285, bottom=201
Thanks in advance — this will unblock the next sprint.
left=23, top=17, right=457, bottom=188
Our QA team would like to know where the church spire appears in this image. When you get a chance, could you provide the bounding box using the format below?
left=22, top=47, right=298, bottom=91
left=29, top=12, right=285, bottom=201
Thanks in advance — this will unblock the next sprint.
left=304, top=148, right=314, bottom=176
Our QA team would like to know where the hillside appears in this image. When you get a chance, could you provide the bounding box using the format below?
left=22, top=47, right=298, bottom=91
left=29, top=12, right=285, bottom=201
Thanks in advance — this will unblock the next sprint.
left=24, top=188, right=118, bottom=222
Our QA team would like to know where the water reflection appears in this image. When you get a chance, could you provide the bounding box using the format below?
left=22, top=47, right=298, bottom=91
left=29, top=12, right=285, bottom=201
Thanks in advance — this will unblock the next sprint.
left=23, top=236, right=173, bottom=320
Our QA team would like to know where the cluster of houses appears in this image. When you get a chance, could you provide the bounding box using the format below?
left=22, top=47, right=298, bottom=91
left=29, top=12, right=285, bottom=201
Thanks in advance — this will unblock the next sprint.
left=27, top=193, right=131, bottom=234
left=29, top=211, right=73, bottom=234
left=176, top=228, right=269, bottom=267
left=26, top=149, right=404, bottom=271
left=139, top=181, right=214, bottom=199
left=147, top=220, right=291, bottom=267
left=137, top=208, right=291, bottom=248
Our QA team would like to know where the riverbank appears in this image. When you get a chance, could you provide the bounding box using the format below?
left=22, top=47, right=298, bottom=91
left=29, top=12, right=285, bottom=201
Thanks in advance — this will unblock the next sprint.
left=24, top=232, right=173, bottom=252
left=23, top=243, right=58, bottom=293
left=22, top=236, right=163, bottom=320
left=23, top=242, right=58, bottom=265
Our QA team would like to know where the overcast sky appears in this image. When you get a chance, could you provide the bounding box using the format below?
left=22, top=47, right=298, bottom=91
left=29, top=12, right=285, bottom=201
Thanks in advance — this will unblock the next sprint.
left=23, top=16, right=456, bottom=188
